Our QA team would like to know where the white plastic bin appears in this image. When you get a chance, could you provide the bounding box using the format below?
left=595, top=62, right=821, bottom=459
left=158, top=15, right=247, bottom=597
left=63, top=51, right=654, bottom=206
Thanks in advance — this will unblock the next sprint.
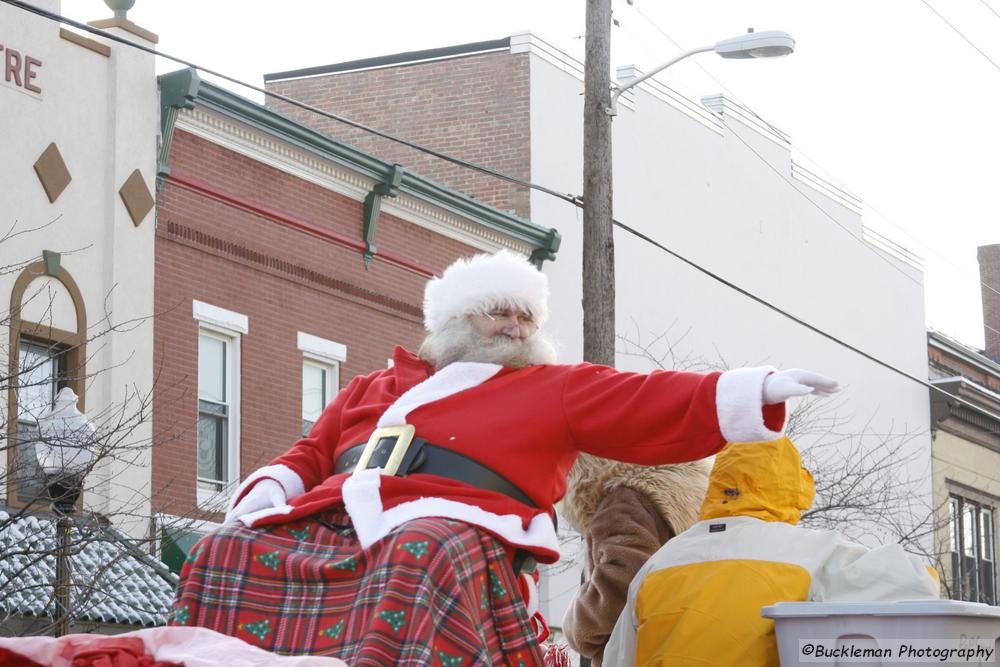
left=761, top=600, right=1000, bottom=666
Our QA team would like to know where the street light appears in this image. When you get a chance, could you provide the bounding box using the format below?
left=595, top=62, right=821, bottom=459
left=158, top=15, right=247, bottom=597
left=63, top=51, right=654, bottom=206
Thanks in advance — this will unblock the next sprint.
left=35, top=387, right=96, bottom=637
left=609, top=30, right=795, bottom=115
left=581, top=22, right=795, bottom=369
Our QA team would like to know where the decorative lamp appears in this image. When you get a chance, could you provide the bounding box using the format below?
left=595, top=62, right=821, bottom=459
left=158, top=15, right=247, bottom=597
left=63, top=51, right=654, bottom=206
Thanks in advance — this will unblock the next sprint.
left=35, top=387, right=95, bottom=515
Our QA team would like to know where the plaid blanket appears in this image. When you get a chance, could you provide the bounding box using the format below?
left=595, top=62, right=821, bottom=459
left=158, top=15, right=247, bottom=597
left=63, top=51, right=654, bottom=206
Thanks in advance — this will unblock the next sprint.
left=169, top=510, right=544, bottom=666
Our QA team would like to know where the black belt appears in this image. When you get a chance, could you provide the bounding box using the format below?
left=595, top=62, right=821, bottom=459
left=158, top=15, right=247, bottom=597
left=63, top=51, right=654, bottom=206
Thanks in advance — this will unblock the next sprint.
left=335, top=436, right=539, bottom=510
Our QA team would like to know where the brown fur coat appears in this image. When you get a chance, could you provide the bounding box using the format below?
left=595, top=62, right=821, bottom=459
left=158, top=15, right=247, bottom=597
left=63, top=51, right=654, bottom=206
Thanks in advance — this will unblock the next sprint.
left=559, top=454, right=711, bottom=666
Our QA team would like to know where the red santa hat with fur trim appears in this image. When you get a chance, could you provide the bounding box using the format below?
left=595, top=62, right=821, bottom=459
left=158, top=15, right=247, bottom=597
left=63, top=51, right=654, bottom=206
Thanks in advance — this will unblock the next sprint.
left=424, top=250, right=550, bottom=332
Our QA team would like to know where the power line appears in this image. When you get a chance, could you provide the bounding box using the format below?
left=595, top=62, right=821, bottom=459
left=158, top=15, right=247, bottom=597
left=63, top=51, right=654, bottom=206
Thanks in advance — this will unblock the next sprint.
left=625, top=0, right=1000, bottom=334
left=857, top=203, right=1000, bottom=315
left=724, top=120, right=923, bottom=289
left=730, top=120, right=996, bottom=348
left=1, top=0, right=582, bottom=210
left=920, top=0, right=1000, bottom=73
left=620, top=2, right=924, bottom=292
left=980, top=0, right=1000, bottom=22
left=9, top=0, right=1000, bottom=426
left=609, top=215, right=1000, bottom=425
left=913, top=0, right=1000, bottom=337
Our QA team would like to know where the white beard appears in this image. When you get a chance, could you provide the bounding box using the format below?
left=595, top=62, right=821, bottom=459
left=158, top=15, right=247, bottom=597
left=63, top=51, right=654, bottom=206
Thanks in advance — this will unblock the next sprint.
left=419, top=318, right=558, bottom=369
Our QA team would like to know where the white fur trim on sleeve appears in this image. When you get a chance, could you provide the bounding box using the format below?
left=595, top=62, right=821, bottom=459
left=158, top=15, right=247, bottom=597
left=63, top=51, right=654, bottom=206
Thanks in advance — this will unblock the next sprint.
left=715, top=366, right=784, bottom=442
left=227, top=464, right=305, bottom=514
left=342, top=468, right=561, bottom=556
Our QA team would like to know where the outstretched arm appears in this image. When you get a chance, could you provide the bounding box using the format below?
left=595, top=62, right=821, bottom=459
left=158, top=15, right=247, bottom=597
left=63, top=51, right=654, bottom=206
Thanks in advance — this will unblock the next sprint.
left=561, top=364, right=784, bottom=464
left=560, top=364, right=838, bottom=465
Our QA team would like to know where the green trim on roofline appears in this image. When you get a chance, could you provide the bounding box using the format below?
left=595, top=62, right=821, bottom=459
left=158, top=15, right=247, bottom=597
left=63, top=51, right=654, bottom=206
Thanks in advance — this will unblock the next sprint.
left=157, top=68, right=560, bottom=263
left=362, top=164, right=404, bottom=269
left=157, top=68, right=200, bottom=189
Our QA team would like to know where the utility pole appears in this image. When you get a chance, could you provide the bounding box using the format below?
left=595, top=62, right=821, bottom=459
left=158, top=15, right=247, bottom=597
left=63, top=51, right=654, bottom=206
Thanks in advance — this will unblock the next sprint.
left=582, top=0, right=615, bottom=367
left=580, top=10, right=615, bottom=666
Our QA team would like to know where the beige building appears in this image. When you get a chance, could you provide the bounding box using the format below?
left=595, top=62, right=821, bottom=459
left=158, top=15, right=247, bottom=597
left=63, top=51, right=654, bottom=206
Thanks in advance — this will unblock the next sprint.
left=1, top=0, right=158, bottom=537
left=928, top=244, right=1000, bottom=604
left=0, top=0, right=175, bottom=634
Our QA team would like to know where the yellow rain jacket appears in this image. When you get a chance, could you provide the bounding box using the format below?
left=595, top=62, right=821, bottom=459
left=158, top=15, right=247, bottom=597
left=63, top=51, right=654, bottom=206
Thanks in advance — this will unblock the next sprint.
left=603, top=437, right=939, bottom=667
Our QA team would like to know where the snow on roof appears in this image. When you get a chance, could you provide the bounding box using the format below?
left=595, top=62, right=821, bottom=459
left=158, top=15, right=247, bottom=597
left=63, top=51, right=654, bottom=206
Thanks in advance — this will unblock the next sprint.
left=0, top=511, right=177, bottom=627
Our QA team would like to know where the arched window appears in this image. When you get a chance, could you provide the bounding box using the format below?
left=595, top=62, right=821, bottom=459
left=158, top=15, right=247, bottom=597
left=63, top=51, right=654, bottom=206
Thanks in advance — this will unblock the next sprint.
left=6, top=260, right=87, bottom=507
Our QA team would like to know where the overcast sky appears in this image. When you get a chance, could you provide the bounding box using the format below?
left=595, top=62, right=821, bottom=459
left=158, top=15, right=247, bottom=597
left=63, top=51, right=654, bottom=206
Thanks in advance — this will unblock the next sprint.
left=57, top=0, right=1000, bottom=350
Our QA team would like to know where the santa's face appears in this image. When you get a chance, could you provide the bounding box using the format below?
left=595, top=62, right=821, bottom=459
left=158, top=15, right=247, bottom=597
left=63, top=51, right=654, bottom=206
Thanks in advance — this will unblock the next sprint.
left=466, top=307, right=537, bottom=341
left=419, top=306, right=556, bottom=369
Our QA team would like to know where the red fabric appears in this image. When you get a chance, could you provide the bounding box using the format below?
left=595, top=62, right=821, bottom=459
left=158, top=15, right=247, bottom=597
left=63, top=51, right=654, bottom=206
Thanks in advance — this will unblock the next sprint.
left=65, top=638, right=183, bottom=667
left=542, top=644, right=570, bottom=667
left=0, top=647, right=46, bottom=667
left=172, top=512, right=544, bottom=666
left=0, top=637, right=184, bottom=667
left=762, top=401, right=786, bottom=433
left=251, top=347, right=742, bottom=561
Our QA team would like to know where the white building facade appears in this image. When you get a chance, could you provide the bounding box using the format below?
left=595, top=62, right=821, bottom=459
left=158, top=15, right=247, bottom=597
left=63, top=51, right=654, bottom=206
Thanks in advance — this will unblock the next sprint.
left=518, top=32, right=931, bottom=622
left=1, top=0, right=158, bottom=540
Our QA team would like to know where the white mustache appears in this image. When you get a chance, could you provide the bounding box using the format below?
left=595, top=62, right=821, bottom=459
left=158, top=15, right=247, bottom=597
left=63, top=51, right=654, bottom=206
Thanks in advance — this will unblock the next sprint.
left=419, top=318, right=557, bottom=368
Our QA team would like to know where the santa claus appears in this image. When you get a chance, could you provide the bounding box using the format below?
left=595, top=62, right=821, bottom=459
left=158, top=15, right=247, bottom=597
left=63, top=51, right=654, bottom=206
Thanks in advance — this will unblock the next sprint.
left=170, top=250, right=837, bottom=665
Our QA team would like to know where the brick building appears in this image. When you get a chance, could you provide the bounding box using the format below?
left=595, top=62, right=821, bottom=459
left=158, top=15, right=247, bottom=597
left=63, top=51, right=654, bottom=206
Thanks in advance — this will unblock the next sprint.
left=980, top=245, right=1000, bottom=364
left=152, top=68, right=560, bottom=563
left=928, top=244, right=1000, bottom=605
left=2, top=8, right=560, bottom=631
left=264, top=38, right=532, bottom=219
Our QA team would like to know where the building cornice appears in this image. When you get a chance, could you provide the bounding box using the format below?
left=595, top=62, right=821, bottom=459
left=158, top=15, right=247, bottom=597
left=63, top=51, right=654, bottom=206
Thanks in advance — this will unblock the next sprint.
left=510, top=33, right=792, bottom=145
left=702, top=94, right=784, bottom=144
left=610, top=65, right=722, bottom=134
left=158, top=68, right=560, bottom=264
left=172, top=111, right=539, bottom=259
left=264, top=38, right=513, bottom=82
left=862, top=225, right=923, bottom=272
left=930, top=377, right=1000, bottom=453
left=790, top=162, right=863, bottom=216
left=59, top=28, right=110, bottom=57
left=929, top=330, right=1000, bottom=378
left=509, top=33, right=727, bottom=136
left=511, top=32, right=586, bottom=81
left=86, top=16, right=158, bottom=44
left=932, top=376, right=1000, bottom=413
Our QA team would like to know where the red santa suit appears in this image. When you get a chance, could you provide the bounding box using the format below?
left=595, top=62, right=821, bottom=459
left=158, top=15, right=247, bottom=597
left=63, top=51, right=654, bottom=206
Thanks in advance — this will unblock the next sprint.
left=231, top=345, right=785, bottom=564
left=178, top=250, right=819, bottom=663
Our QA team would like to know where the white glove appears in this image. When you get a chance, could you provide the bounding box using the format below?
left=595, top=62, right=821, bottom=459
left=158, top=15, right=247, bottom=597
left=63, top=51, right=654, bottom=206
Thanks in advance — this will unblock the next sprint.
left=225, top=479, right=286, bottom=525
left=762, top=368, right=839, bottom=405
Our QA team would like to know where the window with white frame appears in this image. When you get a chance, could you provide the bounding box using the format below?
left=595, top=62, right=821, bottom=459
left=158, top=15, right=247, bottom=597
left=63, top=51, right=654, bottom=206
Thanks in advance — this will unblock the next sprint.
left=949, top=492, right=997, bottom=605
left=298, top=332, right=346, bottom=436
left=193, top=301, right=246, bottom=509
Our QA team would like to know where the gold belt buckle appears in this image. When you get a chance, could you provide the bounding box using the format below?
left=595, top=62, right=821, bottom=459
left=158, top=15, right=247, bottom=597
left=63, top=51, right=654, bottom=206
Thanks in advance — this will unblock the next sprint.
left=353, top=424, right=417, bottom=476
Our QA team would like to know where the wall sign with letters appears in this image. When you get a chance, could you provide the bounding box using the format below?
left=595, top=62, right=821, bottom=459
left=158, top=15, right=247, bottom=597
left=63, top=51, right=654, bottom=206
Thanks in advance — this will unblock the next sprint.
left=0, top=43, right=42, bottom=94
